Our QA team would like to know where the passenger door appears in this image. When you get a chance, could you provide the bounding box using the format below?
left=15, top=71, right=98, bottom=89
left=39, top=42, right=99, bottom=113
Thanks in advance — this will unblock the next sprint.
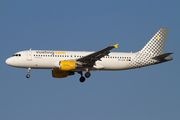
left=27, top=50, right=32, bottom=61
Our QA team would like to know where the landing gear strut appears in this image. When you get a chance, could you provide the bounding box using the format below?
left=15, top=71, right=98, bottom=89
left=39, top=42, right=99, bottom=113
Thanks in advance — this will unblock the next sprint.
left=26, top=68, right=31, bottom=78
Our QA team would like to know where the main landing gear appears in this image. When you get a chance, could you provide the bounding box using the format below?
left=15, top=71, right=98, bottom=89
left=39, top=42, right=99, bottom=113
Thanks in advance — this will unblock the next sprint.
left=26, top=68, right=31, bottom=78
left=78, top=71, right=91, bottom=83
left=85, top=72, right=91, bottom=78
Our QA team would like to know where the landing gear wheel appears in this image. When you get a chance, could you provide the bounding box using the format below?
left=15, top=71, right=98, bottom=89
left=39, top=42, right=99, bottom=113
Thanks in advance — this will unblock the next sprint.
left=79, top=76, right=85, bottom=83
left=26, top=68, right=31, bottom=78
left=26, top=74, right=30, bottom=78
left=85, top=72, right=91, bottom=78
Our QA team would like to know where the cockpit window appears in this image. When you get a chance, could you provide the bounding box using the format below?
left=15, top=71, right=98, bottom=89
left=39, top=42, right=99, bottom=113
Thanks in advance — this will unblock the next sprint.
left=13, top=54, right=21, bottom=57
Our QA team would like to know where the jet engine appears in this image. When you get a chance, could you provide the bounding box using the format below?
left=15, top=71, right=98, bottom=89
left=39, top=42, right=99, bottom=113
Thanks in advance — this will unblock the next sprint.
left=54, top=61, right=77, bottom=71
left=52, top=69, right=75, bottom=78
left=60, top=61, right=76, bottom=71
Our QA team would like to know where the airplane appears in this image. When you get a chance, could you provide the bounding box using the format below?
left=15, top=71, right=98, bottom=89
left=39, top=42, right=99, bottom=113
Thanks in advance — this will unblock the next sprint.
left=6, top=28, right=173, bottom=82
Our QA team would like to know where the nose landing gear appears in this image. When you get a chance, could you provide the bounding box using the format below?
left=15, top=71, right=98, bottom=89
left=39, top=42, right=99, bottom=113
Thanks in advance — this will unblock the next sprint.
left=26, top=74, right=30, bottom=78
left=26, top=68, right=31, bottom=78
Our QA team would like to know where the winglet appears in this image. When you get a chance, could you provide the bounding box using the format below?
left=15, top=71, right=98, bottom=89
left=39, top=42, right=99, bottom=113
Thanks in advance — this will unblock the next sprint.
left=114, top=43, right=119, bottom=48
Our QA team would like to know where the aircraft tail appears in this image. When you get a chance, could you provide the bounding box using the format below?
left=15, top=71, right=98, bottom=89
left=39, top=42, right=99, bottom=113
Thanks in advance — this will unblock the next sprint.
left=126, top=28, right=172, bottom=69
left=139, top=28, right=169, bottom=56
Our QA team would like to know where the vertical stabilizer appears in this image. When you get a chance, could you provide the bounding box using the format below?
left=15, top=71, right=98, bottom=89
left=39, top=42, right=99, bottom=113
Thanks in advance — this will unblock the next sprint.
left=140, top=28, right=169, bottom=56
left=126, top=28, right=170, bottom=69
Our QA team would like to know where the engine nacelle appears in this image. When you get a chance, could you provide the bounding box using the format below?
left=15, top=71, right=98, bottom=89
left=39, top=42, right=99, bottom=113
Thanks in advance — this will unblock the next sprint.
left=60, top=61, right=76, bottom=71
left=54, top=61, right=76, bottom=71
left=52, top=69, right=75, bottom=78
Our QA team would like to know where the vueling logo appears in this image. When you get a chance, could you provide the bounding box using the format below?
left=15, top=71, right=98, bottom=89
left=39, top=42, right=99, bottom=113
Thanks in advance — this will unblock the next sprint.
left=54, top=51, right=66, bottom=54
left=36, top=51, right=66, bottom=55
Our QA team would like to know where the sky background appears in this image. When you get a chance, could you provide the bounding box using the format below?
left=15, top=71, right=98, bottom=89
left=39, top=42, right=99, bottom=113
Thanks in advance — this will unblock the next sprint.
left=0, top=0, right=180, bottom=120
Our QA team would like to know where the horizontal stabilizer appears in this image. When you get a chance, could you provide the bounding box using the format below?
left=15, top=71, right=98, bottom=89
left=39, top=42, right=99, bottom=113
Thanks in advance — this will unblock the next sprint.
left=151, top=52, right=173, bottom=61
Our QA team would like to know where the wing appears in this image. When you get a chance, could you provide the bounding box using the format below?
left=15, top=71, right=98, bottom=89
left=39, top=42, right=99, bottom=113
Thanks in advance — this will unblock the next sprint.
left=76, top=43, right=119, bottom=65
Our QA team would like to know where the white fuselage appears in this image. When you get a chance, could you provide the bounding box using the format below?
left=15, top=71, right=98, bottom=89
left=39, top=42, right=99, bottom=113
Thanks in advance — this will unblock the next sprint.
left=6, top=50, right=137, bottom=71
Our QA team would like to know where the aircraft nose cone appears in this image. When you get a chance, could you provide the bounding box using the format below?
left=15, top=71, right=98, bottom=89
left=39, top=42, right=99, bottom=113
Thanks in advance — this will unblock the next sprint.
left=5, top=57, right=14, bottom=66
left=6, top=58, right=11, bottom=65
left=5, top=57, right=20, bottom=67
